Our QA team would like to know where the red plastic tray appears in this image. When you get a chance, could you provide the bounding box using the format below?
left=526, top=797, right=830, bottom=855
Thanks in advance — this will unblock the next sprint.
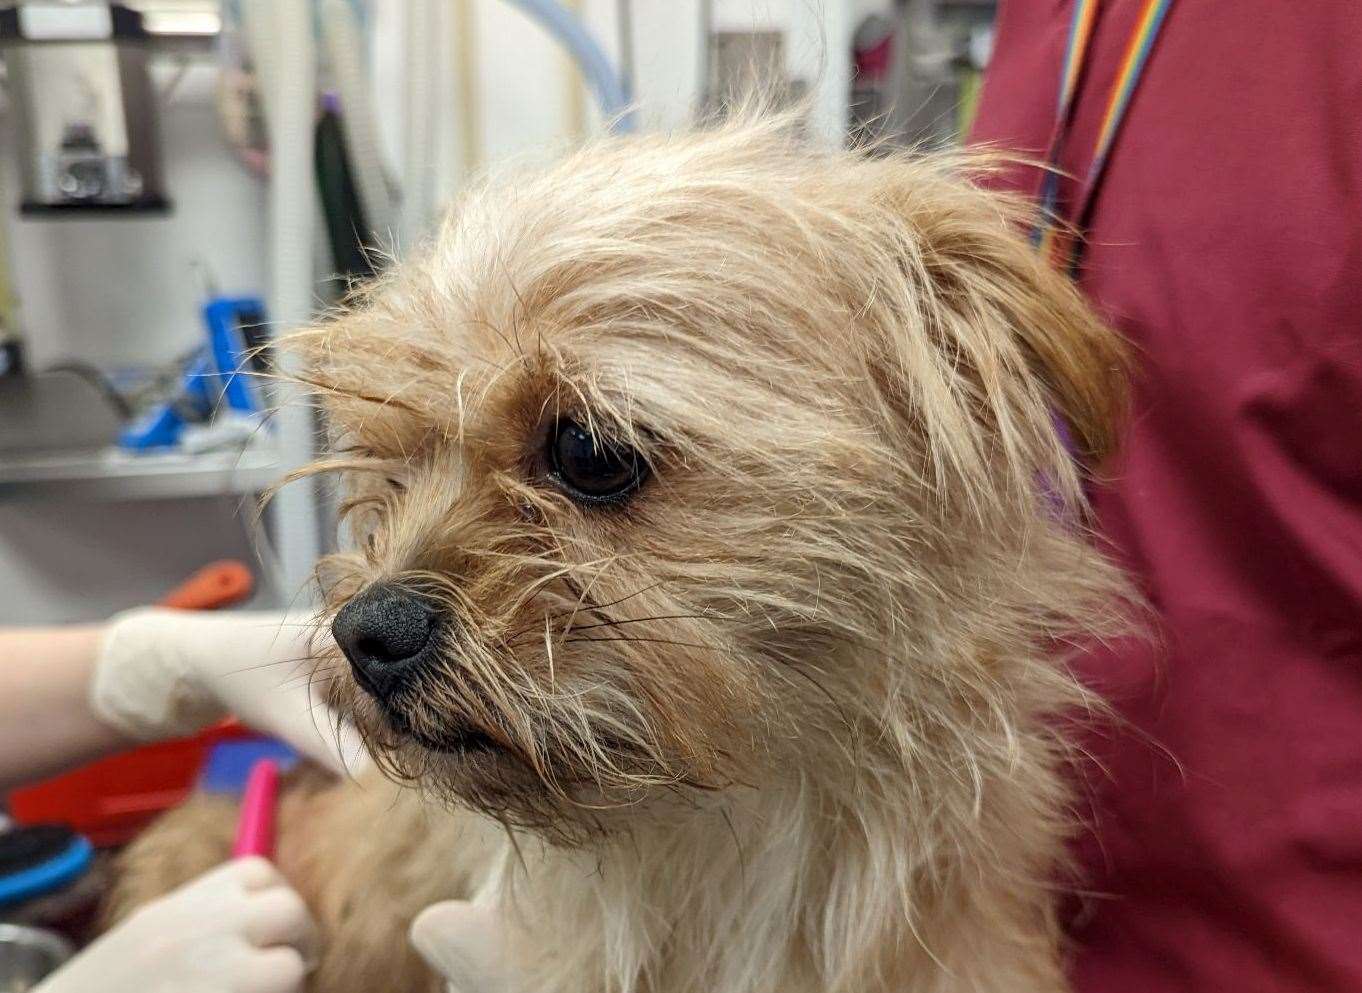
left=7, top=724, right=255, bottom=846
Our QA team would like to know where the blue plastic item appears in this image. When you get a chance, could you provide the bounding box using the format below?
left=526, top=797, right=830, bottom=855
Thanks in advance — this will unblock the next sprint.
left=203, top=296, right=268, bottom=417
left=199, top=738, right=298, bottom=795
left=0, top=828, right=94, bottom=909
left=120, top=295, right=269, bottom=451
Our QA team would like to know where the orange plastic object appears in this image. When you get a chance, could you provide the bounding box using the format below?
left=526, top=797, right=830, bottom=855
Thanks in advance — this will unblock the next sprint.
left=158, top=560, right=254, bottom=611
left=6, top=561, right=258, bottom=846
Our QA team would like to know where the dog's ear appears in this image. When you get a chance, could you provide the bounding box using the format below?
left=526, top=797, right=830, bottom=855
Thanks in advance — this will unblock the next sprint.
left=933, top=204, right=1126, bottom=467
left=868, top=162, right=1128, bottom=476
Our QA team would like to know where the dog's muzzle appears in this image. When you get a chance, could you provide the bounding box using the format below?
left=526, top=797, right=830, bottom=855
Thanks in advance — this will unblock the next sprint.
left=332, top=582, right=438, bottom=701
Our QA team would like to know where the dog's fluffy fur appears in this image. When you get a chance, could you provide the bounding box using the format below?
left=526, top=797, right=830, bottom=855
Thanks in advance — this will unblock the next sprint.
left=110, top=115, right=1130, bottom=993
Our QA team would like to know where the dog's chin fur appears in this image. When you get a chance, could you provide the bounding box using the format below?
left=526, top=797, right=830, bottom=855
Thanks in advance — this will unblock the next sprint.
left=112, top=111, right=1134, bottom=993
left=333, top=670, right=648, bottom=844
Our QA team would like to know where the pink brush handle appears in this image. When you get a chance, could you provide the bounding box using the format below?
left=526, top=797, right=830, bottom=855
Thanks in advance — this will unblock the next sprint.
left=231, top=759, right=280, bottom=859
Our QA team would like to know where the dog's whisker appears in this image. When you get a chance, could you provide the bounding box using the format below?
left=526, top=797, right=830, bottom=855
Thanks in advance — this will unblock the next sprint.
left=219, top=652, right=320, bottom=678
left=503, top=611, right=721, bottom=649
left=502, top=580, right=668, bottom=639
left=558, top=613, right=719, bottom=635
left=553, top=635, right=726, bottom=658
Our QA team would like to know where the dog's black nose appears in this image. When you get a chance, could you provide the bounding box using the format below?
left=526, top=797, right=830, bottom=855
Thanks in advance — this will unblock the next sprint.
left=332, top=582, right=436, bottom=700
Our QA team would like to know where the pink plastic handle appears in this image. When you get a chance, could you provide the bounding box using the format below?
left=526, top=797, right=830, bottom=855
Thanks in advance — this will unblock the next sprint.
left=231, top=759, right=279, bottom=859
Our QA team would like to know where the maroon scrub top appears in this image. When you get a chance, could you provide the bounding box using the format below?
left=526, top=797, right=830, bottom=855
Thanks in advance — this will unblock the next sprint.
left=970, top=2, right=1362, bottom=991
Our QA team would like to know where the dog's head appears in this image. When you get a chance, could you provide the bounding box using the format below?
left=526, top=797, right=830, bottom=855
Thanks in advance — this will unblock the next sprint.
left=291, top=117, right=1126, bottom=842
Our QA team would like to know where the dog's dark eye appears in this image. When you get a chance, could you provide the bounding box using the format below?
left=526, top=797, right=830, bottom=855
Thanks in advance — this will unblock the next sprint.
left=548, top=419, right=647, bottom=503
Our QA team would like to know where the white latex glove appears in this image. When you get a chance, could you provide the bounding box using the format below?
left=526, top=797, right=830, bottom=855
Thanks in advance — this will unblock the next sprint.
left=409, top=901, right=516, bottom=993
left=36, top=857, right=317, bottom=993
left=91, top=608, right=367, bottom=776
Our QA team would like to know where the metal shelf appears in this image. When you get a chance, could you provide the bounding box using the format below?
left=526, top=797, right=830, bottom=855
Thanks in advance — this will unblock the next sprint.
left=0, top=440, right=283, bottom=503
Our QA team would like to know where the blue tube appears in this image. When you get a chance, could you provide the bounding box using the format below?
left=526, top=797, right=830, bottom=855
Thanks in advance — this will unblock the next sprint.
left=502, top=0, right=636, bottom=132
left=0, top=836, right=93, bottom=909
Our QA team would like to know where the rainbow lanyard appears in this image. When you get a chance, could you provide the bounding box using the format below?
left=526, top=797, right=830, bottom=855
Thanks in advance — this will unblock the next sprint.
left=1032, top=0, right=1176, bottom=272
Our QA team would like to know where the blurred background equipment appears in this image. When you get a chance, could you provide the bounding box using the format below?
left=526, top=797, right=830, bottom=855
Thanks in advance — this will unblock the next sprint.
left=0, top=3, right=167, bottom=213
left=116, top=294, right=268, bottom=452
left=854, top=0, right=996, bottom=149
left=0, top=924, right=73, bottom=990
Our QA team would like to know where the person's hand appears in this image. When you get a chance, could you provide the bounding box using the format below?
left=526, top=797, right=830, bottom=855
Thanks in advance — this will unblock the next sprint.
left=91, top=608, right=367, bottom=775
left=409, top=900, right=517, bottom=993
left=36, top=857, right=317, bottom=993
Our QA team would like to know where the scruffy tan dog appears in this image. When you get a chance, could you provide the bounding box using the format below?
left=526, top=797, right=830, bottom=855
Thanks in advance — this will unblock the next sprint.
left=110, top=114, right=1130, bottom=993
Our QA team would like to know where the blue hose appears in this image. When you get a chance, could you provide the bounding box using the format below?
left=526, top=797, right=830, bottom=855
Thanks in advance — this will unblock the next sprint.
left=0, top=833, right=93, bottom=909
left=503, top=0, right=636, bottom=133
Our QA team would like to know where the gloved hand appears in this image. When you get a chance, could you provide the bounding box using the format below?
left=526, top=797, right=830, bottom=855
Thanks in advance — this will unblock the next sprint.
left=36, top=857, right=317, bottom=993
left=409, top=900, right=516, bottom=993
left=91, top=608, right=367, bottom=775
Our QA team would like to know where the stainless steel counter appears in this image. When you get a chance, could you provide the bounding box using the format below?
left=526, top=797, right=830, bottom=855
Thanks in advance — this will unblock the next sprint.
left=0, top=440, right=282, bottom=502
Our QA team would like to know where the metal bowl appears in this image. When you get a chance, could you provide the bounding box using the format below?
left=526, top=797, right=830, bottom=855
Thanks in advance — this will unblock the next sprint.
left=0, top=924, right=74, bottom=992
